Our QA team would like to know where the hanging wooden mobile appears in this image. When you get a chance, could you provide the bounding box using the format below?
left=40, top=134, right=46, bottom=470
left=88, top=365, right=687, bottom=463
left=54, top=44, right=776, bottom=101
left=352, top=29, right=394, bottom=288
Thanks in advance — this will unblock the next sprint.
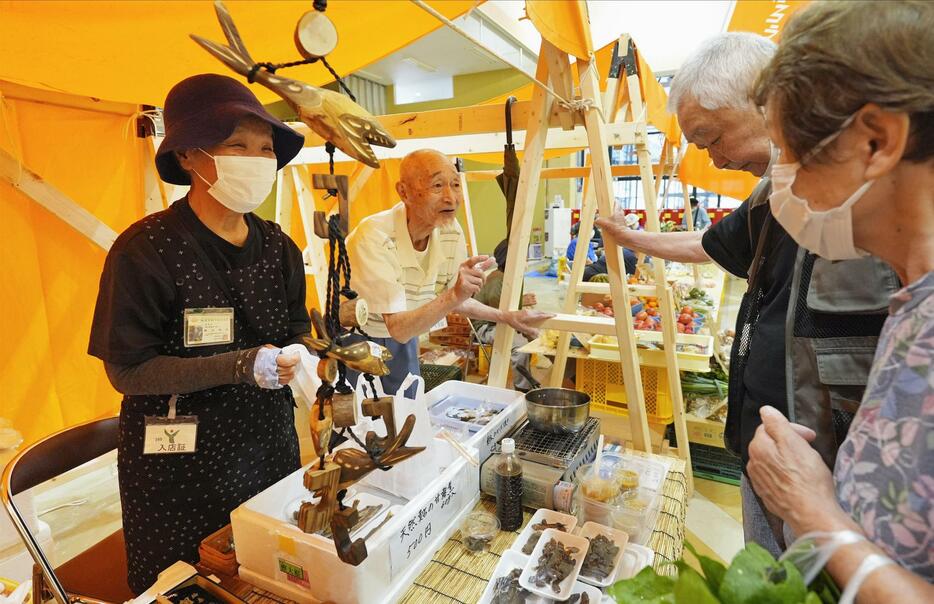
left=191, top=0, right=421, bottom=565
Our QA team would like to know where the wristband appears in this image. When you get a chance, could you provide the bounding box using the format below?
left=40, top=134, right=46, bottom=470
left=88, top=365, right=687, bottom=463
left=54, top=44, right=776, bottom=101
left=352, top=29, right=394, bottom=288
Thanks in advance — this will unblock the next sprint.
left=840, top=554, right=894, bottom=604
left=781, top=530, right=866, bottom=585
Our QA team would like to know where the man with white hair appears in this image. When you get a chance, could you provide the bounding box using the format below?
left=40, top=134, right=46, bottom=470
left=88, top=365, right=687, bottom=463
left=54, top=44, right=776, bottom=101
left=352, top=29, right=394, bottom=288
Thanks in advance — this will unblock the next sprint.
left=347, top=149, right=552, bottom=393
left=598, top=33, right=898, bottom=556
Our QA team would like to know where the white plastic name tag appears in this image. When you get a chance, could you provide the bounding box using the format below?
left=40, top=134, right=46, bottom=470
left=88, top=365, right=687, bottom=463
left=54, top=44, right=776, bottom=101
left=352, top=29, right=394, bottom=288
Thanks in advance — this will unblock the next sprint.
left=183, top=307, right=234, bottom=347
left=430, top=316, right=448, bottom=332
left=143, top=395, right=198, bottom=455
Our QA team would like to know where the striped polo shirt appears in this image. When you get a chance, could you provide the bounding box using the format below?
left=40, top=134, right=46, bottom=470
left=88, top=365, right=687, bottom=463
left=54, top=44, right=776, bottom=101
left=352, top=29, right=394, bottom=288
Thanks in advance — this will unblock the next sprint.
left=346, top=202, right=467, bottom=339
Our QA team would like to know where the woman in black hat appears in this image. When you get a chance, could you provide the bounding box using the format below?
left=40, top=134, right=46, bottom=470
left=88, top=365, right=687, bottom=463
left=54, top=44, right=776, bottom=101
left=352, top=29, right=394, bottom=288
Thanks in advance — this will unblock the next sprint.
left=89, top=74, right=310, bottom=593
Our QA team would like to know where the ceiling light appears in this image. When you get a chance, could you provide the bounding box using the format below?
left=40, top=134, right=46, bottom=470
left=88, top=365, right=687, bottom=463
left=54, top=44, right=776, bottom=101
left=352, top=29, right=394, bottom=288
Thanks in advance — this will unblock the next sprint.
left=402, top=56, right=438, bottom=73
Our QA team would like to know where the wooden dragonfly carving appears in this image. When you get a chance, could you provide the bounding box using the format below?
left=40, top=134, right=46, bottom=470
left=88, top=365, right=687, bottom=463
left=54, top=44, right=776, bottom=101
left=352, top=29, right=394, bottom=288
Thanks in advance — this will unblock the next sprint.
left=191, top=0, right=396, bottom=168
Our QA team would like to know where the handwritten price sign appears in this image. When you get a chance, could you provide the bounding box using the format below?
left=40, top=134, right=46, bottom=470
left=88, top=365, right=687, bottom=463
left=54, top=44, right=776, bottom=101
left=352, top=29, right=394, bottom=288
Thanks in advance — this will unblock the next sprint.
left=389, top=479, right=462, bottom=579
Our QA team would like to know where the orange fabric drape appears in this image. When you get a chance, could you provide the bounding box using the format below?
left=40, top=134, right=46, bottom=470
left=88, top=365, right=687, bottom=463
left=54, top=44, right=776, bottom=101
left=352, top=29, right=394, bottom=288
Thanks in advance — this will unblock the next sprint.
left=0, top=1, right=479, bottom=107
left=727, top=0, right=812, bottom=41
left=525, top=0, right=593, bottom=61
left=0, top=82, right=148, bottom=445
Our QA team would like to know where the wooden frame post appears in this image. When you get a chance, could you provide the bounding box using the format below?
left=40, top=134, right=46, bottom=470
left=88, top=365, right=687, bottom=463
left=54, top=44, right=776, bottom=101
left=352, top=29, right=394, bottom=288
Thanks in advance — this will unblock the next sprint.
left=487, top=42, right=555, bottom=389
left=458, top=171, right=479, bottom=256
left=625, top=71, right=694, bottom=492
left=578, top=56, right=651, bottom=451
left=548, top=173, right=594, bottom=387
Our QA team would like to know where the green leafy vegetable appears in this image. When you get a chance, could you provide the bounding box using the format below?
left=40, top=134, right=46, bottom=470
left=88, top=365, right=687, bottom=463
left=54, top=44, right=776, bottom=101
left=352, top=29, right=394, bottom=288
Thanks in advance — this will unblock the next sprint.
left=683, top=540, right=726, bottom=593
left=608, top=543, right=835, bottom=604
left=674, top=565, right=720, bottom=604
left=607, top=566, right=676, bottom=603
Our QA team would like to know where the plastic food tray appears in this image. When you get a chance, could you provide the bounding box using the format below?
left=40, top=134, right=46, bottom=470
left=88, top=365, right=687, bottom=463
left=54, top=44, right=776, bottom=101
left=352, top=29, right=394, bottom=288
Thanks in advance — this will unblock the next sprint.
left=428, top=395, right=508, bottom=434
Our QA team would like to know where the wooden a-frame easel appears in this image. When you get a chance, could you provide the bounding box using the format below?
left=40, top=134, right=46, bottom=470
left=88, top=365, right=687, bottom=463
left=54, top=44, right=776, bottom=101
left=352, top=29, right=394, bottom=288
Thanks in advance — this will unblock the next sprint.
left=486, top=36, right=694, bottom=493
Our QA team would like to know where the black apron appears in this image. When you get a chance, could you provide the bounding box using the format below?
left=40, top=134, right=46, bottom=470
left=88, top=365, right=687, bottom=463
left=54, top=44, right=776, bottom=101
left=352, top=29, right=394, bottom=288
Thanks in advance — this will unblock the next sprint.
left=725, top=210, right=776, bottom=457
left=117, top=210, right=300, bottom=593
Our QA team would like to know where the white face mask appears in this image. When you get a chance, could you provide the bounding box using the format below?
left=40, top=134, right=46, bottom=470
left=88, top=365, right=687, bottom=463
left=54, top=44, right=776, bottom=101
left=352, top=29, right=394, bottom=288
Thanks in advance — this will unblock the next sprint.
left=192, top=149, right=277, bottom=214
left=769, top=114, right=873, bottom=261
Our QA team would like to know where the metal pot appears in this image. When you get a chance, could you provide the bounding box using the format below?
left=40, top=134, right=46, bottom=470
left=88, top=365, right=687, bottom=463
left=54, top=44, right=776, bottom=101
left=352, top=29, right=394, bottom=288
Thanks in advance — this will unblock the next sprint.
left=514, top=365, right=591, bottom=434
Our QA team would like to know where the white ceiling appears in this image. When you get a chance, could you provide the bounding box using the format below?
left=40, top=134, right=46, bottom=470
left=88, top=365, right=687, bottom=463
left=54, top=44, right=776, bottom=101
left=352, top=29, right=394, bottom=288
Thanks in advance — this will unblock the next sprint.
left=355, top=0, right=736, bottom=88
left=355, top=15, right=519, bottom=86
left=486, top=0, right=736, bottom=73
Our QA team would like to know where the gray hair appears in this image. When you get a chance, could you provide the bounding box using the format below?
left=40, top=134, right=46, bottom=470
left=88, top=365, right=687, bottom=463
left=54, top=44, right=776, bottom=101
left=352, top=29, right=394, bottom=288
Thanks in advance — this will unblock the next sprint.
left=668, top=32, right=776, bottom=112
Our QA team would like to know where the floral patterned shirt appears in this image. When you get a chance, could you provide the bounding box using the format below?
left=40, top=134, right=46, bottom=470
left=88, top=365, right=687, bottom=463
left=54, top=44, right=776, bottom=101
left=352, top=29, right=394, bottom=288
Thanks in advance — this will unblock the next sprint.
left=834, top=270, right=934, bottom=581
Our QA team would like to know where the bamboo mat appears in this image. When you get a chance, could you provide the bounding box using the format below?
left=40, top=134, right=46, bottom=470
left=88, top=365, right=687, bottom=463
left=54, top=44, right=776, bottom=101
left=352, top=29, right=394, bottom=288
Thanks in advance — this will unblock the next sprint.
left=399, top=456, right=688, bottom=603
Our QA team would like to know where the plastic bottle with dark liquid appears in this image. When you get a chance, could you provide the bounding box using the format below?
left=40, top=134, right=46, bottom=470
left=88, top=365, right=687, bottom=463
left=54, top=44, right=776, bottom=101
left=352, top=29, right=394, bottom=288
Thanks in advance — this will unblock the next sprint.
left=494, top=438, right=523, bottom=531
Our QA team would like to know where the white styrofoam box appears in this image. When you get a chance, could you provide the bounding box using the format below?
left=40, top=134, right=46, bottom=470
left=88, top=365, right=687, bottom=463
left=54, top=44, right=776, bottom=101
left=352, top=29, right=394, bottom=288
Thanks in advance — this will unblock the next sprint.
left=231, top=439, right=479, bottom=604
left=0, top=520, right=53, bottom=584
left=422, top=381, right=525, bottom=466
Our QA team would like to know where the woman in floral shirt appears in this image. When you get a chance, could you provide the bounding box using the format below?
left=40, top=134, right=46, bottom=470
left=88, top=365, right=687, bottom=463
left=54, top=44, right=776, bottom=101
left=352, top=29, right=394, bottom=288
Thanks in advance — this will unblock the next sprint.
left=743, top=1, right=934, bottom=601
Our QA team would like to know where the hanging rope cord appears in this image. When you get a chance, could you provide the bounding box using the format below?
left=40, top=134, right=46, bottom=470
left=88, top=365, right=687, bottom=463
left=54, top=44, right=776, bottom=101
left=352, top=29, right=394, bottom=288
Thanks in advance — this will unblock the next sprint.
left=245, top=7, right=386, bottom=470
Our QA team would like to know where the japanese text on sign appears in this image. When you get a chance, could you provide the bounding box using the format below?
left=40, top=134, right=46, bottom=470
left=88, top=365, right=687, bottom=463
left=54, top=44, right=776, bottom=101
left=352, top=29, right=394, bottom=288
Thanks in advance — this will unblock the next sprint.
left=389, top=479, right=461, bottom=579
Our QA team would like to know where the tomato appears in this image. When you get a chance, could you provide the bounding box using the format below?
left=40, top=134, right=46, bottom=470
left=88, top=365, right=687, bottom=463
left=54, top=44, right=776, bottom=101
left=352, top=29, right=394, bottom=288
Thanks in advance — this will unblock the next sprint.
left=635, top=311, right=648, bottom=321
left=678, top=313, right=694, bottom=325
left=684, top=325, right=694, bottom=334
left=676, top=322, right=686, bottom=333
left=594, top=303, right=605, bottom=311
left=605, top=308, right=614, bottom=317
left=647, top=308, right=658, bottom=316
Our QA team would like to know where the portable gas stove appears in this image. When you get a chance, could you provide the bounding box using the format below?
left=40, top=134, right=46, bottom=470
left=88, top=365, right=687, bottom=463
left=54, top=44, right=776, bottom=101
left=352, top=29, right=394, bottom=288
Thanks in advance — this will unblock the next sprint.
left=479, top=418, right=600, bottom=511
left=507, top=417, right=601, bottom=481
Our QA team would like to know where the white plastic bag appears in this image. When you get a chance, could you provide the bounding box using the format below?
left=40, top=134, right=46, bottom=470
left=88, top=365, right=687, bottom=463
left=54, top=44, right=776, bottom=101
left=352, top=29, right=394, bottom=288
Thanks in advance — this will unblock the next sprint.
left=283, top=343, right=322, bottom=410
left=345, top=373, right=444, bottom=499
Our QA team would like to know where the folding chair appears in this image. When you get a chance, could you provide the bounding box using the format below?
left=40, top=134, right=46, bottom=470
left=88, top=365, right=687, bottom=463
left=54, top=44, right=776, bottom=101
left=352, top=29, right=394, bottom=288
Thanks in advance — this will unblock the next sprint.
left=1, top=416, right=133, bottom=603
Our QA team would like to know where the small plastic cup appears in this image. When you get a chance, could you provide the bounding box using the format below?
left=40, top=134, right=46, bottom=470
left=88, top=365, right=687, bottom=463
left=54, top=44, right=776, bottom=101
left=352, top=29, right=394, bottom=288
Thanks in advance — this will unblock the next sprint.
left=578, top=462, right=620, bottom=503
left=461, top=511, right=500, bottom=553
left=611, top=490, right=652, bottom=541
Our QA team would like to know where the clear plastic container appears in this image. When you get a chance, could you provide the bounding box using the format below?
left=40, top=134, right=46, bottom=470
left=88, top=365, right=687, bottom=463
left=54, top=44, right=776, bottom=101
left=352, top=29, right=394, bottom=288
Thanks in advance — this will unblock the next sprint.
left=577, top=462, right=640, bottom=504
left=461, top=511, right=500, bottom=553
left=577, top=462, right=621, bottom=504
left=611, top=487, right=657, bottom=544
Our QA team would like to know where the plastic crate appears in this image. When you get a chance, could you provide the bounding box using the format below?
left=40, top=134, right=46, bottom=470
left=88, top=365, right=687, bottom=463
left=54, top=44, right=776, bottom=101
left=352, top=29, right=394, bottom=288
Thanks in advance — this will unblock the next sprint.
left=420, top=363, right=463, bottom=391
left=575, top=358, right=673, bottom=424
left=665, top=424, right=741, bottom=486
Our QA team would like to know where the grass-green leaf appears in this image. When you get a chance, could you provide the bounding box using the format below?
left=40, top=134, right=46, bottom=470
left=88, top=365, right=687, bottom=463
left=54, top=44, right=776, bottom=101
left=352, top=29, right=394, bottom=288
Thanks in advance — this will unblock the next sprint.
left=674, top=566, right=721, bottom=604
left=683, top=540, right=727, bottom=593
left=608, top=566, right=676, bottom=603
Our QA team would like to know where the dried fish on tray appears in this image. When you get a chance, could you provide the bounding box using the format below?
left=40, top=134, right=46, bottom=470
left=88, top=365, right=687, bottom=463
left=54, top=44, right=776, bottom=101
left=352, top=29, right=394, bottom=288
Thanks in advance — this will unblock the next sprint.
left=530, top=538, right=579, bottom=593
left=518, top=528, right=589, bottom=601
left=580, top=534, right=619, bottom=580
left=521, top=519, right=569, bottom=555
left=490, top=568, right=531, bottom=604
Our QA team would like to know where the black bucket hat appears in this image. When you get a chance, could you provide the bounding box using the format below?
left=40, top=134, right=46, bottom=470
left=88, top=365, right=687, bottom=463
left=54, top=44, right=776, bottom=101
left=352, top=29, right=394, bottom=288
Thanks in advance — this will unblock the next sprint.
left=155, top=74, right=305, bottom=185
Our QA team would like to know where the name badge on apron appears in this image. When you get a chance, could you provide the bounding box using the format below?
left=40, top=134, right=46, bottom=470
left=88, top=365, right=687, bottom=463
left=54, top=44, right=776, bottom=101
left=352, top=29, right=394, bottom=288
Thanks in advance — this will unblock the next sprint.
left=184, top=307, right=234, bottom=347
left=144, top=395, right=198, bottom=455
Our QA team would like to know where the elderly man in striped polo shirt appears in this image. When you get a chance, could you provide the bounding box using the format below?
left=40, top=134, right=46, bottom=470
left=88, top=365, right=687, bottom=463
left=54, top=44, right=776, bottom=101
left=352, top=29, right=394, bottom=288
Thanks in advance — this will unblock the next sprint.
left=347, top=149, right=553, bottom=393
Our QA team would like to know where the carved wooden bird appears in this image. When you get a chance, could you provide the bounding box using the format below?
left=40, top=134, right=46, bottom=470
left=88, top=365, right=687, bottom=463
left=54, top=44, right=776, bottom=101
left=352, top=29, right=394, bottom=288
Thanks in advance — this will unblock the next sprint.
left=191, top=0, right=396, bottom=168
left=332, top=414, right=425, bottom=490
left=304, top=309, right=392, bottom=376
